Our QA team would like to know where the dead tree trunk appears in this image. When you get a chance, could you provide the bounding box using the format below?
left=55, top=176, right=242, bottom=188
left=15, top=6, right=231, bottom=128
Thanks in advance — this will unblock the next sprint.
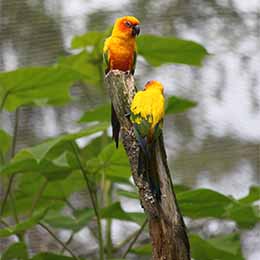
left=105, top=70, right=190, bottom=260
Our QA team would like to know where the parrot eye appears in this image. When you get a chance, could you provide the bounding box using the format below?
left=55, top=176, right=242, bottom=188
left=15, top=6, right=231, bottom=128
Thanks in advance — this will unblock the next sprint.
left=125, top=21, right=132, bottom=27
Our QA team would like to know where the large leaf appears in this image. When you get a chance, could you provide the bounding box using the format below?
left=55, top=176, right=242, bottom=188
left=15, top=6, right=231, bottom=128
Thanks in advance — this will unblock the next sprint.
left=177, top=188, right=235, bottom=218
left=79, top=103, right=110, bottom=123
left=117, top=189, right=139, bottom=199
left=1, top=242, right=29, bottom=260
left=166, top=96, right=197, bottom=114
left=226, top=202, right=260, bottom=228
left=137, top=35, right=208, bottom=67
left=0, top=122, right=108, bottom=176
left=58, top=51, right=101, bottom=86
left=3, top=168, right=85, bottom=218
left=25, top=123, right=108, bottom=162
left=81, top=134, right=111, bottom=160
left=239, top=186, right=260, bottom=204
left=44, top=208, right=94, bottom=232
left=97, top=143, right=131, bottom=183
left=190, top=234, right=244, bottom=260
left=71, top=31, right=105, bottom=49
left=0, top=209, right=47, bottom=238
left=0, top=66, right=81, bottom=111
left=130, top=244, right=152, bottom=255
left=0, top=129, right=12, bottom=156
left=207, top=233, right=243, bottom=256
left=101, top=202, right=145, bottom=224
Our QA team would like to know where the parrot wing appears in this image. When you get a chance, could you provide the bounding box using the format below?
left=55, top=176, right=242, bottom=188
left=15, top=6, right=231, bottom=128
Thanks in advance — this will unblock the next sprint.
left=131, top=49, right=137, bottom=75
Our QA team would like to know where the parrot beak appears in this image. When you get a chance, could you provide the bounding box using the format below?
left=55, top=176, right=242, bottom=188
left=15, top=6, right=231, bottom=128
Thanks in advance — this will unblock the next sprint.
left=132, top=25, right=140, bottom=36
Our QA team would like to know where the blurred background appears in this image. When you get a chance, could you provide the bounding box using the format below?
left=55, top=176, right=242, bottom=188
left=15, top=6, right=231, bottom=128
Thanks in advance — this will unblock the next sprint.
left=0, top=0, right=259, bottom=259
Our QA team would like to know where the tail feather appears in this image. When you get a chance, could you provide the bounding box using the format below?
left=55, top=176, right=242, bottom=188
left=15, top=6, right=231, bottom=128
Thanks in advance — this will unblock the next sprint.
left=111, top=104, right=120, bottom=148
left=137, top=141, right=161, bottom=202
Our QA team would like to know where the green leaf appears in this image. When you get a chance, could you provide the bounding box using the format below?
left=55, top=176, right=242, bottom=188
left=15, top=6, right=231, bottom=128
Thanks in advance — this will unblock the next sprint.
left=207, top=233, right=242, bottom=255
left=174, top=184, right=191, bottom=194
left=101, top=202, right=144, bottom=224
left=239, top=186, right=260, bottom=204
left=44, top=208, right=94, bottom=232
left=177, top=188, right=234, bottom=219
left=190, top=234, right=244, bottom=260
left=0, top=129, right=12, bottom=155
left=0, top=122, right=108, bottom=177
left=3, top=168, right=86, bottom=217
left=0, top=153, right=72, bottom=181
left=38, top=160, right=72, bottom=181
left=97, top=143, right=131, bottom=183
left=226, top=203, right=260, bottom=228
left=0, top=209, right=48, bottom=238
left=117, top=189, right=139, bottom=199
left=1, top=242, right=29, bottom=260
left=81, top=134, right=111, bottom=160
left=130, top=244, right=152, bottom=255
left=166, top=96, right=197, bottom=114
left=71, top=32, right=105, bottom=49
left=30, top=252, right=81, bottom=260
left=79, top=103, right=110, bottom=123
left=0, top=66, right=81, bottom=111
left=137, top=35, right=208, bottom=67
left=58, top=51, right=101, bottom=86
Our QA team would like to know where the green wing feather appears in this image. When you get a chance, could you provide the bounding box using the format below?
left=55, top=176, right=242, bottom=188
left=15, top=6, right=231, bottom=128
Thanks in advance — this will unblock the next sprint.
left=131, top=112, right=162, bottom=201
left=103, top=50, right=110, bottom=74
left=131, top=50, right=137, bottom=75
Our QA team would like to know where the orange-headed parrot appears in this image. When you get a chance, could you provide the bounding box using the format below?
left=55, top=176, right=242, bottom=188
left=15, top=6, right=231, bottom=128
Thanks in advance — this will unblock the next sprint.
left=103, top=16, right=140, bottom=147
left=130, top=80, right=165, bottom=201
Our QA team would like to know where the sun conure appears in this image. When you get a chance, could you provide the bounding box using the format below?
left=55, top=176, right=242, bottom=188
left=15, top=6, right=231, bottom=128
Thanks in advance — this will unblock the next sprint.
left=103, top=16, right=140, bottom=148
left=130, top=80, right=165, bottom=201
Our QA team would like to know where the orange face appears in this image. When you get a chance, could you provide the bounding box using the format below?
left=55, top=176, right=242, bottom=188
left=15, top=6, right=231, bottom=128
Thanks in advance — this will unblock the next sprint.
left=144, top=80, right=164, bottom=93
left=112, top=16, right=140, bottom=37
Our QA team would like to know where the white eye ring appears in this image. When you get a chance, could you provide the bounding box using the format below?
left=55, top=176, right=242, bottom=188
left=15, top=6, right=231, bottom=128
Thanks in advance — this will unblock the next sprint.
left=125, top=21, right=132, bottom=27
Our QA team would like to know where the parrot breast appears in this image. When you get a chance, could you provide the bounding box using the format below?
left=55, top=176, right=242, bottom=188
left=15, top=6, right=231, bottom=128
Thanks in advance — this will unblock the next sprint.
left=107, top=37, right=135, bottom=71
left=131, top=88, right=165, bottom=129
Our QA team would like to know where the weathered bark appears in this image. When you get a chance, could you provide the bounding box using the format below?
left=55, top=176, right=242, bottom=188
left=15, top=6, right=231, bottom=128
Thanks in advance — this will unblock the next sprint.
left=105, top=70, right=190, bottom=260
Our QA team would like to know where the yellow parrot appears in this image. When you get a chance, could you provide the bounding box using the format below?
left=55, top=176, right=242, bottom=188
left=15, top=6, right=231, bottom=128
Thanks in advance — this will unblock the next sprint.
left=103, top=16, right=140, bottom=147
left=130, top=80, right=165, bottom=201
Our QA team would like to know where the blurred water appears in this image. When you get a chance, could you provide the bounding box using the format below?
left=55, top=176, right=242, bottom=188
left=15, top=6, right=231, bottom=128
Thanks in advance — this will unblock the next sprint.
left=0, top=0, right=260, bottom=259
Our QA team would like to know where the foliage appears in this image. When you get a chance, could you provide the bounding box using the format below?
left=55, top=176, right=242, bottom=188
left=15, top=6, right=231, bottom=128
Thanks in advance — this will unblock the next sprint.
left=0, top=28, right=258, bottom=260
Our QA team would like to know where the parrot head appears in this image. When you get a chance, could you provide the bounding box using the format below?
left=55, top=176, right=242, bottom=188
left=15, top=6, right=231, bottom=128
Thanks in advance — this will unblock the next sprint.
left=112, top=16, right=140, bottom=38
left=144, top=80, right=164, bottom=94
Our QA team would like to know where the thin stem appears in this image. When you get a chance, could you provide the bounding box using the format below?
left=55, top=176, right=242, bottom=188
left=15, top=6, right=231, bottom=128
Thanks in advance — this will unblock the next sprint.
left=28, top=178, right=48, bottom=217
left=0, top=108, right=20, bottom=216
left=0, top=90, right=10, bottom=112
left=114, top=229, right=141, bottom=252
left=64, top=198, right=77, bottom=212
left=0, top=173, right=16, bottom=216
left=122, top=217, right=148, bottom=258
left=70, top=142, right=104, bottom=260
left=0, top=151, right=5, bottom=164
left=60, top=232, right=75, bottom=254
left=11, top=108, right=20, bottom=157
left=9, top=192, right=19, bottom=224
left=0, top=217, right=10, bottom=227
left=0, top=217, right=24, bottom=241
left=39, top=222, right=79, bottom=260
left=105, top=182, right=113, bottom=258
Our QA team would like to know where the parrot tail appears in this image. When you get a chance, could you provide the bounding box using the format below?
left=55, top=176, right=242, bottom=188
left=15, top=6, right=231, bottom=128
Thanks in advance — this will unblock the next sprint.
left=138, top=140, right=161, bottom=202
left=111, top=104, right=120, bottom=148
